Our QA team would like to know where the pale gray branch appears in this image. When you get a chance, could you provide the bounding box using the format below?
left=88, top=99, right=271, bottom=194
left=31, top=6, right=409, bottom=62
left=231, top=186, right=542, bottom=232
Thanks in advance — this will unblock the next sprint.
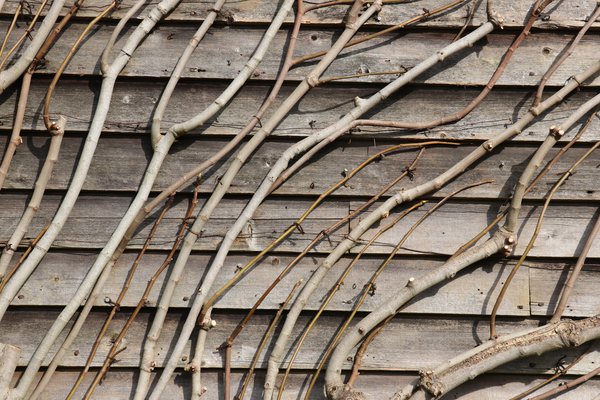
left=0, top=0, right=66, bottom=94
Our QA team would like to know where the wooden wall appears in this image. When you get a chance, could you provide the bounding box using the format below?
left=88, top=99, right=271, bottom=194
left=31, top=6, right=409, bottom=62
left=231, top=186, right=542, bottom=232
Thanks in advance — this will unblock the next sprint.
left=0, top=0, right=599, bottom=398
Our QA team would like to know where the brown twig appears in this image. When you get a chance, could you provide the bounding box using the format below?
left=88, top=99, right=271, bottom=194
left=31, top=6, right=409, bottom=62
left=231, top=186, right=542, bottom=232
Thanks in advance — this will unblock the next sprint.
left=0, top=2, right=22, bottom=63
left=83, top=183, right=201, bottom=399
left=508, top=342, right=594, bottom=400
left=529, top=363, right=600, bottom=400
left=303, top=180, right=494, bottom=398
left=221, top=148, right=426, bottom=392
left=0, top=0, right=86, bottom=191
left=278, top=200, right=428, bottom=399
left=0, top=225, right=48, bottom=292
left=65, top=195, right=176, bottom=400
left=550, top=210, right=600, bottom=323
left=533, top=4, right=600, bottom=107
left=202, top=142, right=455, bottom=320
left=43, top=1, right=118, bottom=132
left=453, top=0, right=481, bottom=41
left=233, top=280, right=303, bottom=400
left=294, top=0, right=469, bottom=65
left=346, top=313, right=394, bottom=387
left=340, top=0, right=552, bottom=133
left=490, top=138, right=600, bottom=338
left=450, top=106, right=598, bottom=259
left=0, top=0, right=49, bottom=70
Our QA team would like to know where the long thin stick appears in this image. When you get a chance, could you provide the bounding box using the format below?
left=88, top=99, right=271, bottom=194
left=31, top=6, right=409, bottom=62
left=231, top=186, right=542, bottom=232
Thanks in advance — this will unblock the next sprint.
left=0, top=0, right=98, bottom=281
left=144, top=3, right=387, bottom=398
left=529, top=363, right=600, bottom=400
left=224, top=148, right=426, bottom=395
left=304, top=181, right=493, bottom=398
left=0, top=0, right=85, bottom=192
left=63, top=196, right=175, bottom=400
left=0, top=0, right=67, bottom=94
left=277, top=196, right=435, bottom=399
left=202, top=142, right=455, bottom=316
left=231, top=281, right=302, bottom=400
left=83, top=187, right=200, bottom=399
left=451, top=109, right=598, bottom=259
left=4, top=3, right=185, bottom=398
left=324, top=58, right=600, bottom=400
left=550, top=209, right=600, bottom=323
left=533, top=4, right=600, bottom=107
left=0, top=0, right=49, bottom=70
left=293, top=0, right=469, bottom=65
left=0, top=2, right=22, bottom=64
left=262, top=18, right=503, bottom=399
left=491, top=135, right=600, bottom=337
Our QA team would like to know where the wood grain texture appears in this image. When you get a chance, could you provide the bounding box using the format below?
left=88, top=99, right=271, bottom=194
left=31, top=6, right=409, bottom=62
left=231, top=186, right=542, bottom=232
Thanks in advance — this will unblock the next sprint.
left=0, top=1, right=599, bottom=396
left=18, top=369, right=600, bottom=400
left=2, top=80, right=598, bottom=143
left=10, top=251, right=530, bottom=317
left=10, top=250, right=600, bottom=319
left=0, top=194, right=598, bottom=257
left=0, top=21, right=599, bottom=85
left=1, top=134, right=600, bottom=200
left=1, top=0, right=598, bottom=29
left=2, top=310, right=598, bottom=375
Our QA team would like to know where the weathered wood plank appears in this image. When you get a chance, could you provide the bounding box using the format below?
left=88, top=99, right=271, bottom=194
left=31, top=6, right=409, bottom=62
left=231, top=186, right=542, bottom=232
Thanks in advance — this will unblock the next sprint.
left=2, top=133, right=600, bottom=200
left=11, top=251, right=530, bottom=317
left=1, top=21, right=599, bottom=85
left=530, top=263, right=600, bottom=318
left=1, top=0, right=597, bottom=30
left=2, top=79, right=598, bottom=143
left=1, top=310, right=598, bottom=375
left=0, top=194, right=598, bottom=257
left=350, top=201, right=600, bottom=258
left=15, top=249, right=600, bottom=319
left=22, top=369, right=600, bottom=400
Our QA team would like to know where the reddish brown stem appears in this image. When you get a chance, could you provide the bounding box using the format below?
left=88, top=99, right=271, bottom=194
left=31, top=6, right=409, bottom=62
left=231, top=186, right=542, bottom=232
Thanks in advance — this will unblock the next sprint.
left=66, top=195, right=175, bottom=400
left=344, top=0, right=553, bottom=133
left=533, top=4, right=600, bottom=107
left=0, top=225, right=48, bottom=292
left=83, top=184, right=201, bottom=399
left=530, top=364, right=600, bottom=400
left=232, top=280, right=303, bottom=400
left=294, top=0, right=468, bottom=65
left=450, top=108, right=598, bottom=259
left=0, top=0, right=86, bottom=190
left=223, top=148, right=426, bottom=391
left=550, top=211, right=600, bottom=323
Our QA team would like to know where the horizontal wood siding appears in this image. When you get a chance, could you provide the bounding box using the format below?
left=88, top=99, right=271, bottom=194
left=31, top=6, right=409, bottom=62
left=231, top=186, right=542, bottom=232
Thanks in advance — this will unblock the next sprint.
left=0, top=1, right=599, bottom=399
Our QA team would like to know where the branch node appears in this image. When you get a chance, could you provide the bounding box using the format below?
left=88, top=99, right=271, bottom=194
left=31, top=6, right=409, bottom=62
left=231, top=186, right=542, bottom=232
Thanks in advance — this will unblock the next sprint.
left=325, top=383, right=367, bottom=400
left=419, top=369, right=445, bottom=397
left=555, top=320, right=582, bottom=347
left=501, top=234, right=517, bottom=256
left=406, top=277, right=415, bottom=287
left=200, top=317, right=217, bottom=331
left=307, top=74, right=320, bottom=88
left=484, top=141, right=494, bottom=151
left=549, top=125, right=565, bottom=139
left=486, top=0, right=505, bottom=29
left=354, top=96, right=367, bottom=107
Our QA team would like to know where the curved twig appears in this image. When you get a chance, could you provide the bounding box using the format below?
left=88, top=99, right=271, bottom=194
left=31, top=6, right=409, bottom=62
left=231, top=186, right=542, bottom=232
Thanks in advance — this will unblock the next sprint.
left=324, top=59, right=600, bottom=400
